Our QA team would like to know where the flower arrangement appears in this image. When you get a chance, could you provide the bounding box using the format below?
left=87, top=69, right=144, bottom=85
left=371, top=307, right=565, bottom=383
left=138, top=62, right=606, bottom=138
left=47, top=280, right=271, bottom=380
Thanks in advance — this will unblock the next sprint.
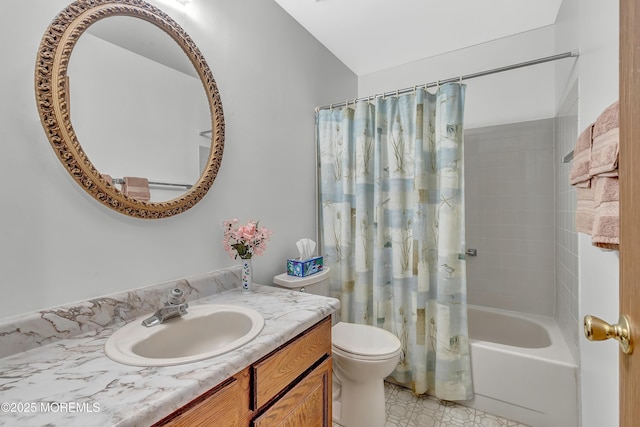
left=223, top=219, right=272, bottom=260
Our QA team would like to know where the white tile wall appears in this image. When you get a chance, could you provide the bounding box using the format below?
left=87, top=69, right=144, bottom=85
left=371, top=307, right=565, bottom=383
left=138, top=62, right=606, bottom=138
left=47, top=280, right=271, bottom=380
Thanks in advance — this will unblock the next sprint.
left=554, top=86, right=580, bottom=363
left=465, top=119, right=556, bottom=316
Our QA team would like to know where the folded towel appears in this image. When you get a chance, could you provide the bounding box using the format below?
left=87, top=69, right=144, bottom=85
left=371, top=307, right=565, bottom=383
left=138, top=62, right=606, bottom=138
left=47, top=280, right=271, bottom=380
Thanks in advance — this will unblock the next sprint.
left=122, top=177, right=150, bottom=201
left=589, top=101, right=619, bottom=177
left=592, top=100, right=620, bottom=138
left=575, top=183, right=596, bottom=235
left=591, top=176, right=619, bottom=249
left=569, top=124, right=594, bottom=186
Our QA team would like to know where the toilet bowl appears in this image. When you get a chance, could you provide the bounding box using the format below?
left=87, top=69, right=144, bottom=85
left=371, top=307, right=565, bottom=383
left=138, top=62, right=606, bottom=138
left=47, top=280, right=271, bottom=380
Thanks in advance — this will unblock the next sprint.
left=273, top=270, right=401, bottom=427
left=331, top=322, right=401, bottom=427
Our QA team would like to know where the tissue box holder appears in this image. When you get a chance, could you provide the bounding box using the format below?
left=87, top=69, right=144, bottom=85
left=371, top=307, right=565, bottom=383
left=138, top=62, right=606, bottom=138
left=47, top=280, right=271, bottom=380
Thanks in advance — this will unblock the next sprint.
left=287, top=256, right=323, bottom=277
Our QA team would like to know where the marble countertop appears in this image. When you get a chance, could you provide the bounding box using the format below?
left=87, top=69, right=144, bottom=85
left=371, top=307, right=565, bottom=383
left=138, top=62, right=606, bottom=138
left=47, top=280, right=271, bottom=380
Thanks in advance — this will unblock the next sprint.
left=0, top=281, right=339, bottom=426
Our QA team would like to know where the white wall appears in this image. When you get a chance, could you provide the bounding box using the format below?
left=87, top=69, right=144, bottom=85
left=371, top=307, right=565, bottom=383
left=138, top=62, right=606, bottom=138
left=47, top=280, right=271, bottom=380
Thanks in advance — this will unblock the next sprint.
left=1, top=0, right=356, bottom=317
left=358, top=25, right=562, bottom=130
left=555, top=1, right=620, bottom=426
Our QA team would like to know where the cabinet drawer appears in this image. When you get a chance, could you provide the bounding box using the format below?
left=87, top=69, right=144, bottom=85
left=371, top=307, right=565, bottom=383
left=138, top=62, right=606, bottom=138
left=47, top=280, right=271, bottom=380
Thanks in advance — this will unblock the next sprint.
left=252, top=316, right=331, bottom=409
left=156, top=369, right=250, bottom=427
left=252, top=357, right=331, bottom=427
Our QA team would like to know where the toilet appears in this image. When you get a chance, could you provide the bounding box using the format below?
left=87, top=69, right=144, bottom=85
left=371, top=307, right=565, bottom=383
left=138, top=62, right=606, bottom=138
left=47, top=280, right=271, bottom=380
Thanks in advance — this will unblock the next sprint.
left=273, top=268, right=402, bottom=427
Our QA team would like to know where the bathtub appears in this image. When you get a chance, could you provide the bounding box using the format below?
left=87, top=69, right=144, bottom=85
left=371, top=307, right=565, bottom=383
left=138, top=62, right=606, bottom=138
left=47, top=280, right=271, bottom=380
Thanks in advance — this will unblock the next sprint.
left=461, top=305, right=578, bottom=427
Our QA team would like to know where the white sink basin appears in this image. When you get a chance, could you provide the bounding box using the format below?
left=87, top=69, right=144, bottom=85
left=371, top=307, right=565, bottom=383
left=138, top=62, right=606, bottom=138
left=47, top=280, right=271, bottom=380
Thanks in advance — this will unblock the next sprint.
left=105, top=304, right=264, bottom=366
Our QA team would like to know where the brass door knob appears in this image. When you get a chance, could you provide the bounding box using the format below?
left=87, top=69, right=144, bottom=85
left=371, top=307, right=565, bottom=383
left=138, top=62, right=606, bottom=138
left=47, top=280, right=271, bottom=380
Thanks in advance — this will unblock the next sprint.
left=583, top=314, right=633, bottom=354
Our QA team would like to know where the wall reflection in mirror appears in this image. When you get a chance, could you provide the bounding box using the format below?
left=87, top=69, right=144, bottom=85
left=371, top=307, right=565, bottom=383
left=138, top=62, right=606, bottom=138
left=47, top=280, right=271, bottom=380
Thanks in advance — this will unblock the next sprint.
left=69, top=16, right=210, bottom=203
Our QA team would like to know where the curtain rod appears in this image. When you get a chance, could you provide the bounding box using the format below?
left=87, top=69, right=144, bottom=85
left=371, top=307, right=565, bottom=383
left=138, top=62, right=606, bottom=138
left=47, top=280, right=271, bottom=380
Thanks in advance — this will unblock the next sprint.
left=316, top=50, right=579, bottom=111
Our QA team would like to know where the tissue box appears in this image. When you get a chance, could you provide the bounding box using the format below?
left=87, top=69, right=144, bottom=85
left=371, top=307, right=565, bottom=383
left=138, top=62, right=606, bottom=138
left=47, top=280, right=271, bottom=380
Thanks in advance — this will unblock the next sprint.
left=287, top=256, right=323, bottom=277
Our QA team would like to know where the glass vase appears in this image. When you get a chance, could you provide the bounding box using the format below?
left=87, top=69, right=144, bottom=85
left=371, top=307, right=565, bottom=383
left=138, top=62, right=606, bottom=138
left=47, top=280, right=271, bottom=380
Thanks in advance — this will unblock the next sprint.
left=241, top=258, right=253, bottom=292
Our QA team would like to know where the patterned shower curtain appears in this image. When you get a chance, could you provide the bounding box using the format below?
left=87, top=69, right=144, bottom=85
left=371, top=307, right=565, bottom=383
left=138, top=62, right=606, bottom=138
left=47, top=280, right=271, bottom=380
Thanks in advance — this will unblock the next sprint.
left=317, top=83, right=472, bottom=400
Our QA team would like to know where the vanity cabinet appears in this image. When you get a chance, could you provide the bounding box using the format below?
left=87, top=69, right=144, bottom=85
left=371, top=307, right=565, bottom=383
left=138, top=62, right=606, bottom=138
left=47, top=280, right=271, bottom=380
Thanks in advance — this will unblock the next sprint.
left=154, top=316, right=332, bottom=427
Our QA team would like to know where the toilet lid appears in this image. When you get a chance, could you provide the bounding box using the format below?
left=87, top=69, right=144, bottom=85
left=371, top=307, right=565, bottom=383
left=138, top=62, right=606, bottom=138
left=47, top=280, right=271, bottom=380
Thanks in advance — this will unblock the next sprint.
left=332, top=322, right=401, bottom=357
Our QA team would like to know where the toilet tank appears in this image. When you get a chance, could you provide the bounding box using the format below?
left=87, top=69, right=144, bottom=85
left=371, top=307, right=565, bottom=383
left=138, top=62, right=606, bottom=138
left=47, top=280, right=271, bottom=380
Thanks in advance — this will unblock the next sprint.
left=273, top=267, right=331, bottom=296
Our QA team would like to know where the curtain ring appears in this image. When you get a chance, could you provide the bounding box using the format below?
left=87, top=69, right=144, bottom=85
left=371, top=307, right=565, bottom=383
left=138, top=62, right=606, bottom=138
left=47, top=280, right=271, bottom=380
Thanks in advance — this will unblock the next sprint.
left=459, top=75, right=463, bottom=85
left=396, top=89, right=399, bottom=97
left=330, top=104, right=333, bottom=110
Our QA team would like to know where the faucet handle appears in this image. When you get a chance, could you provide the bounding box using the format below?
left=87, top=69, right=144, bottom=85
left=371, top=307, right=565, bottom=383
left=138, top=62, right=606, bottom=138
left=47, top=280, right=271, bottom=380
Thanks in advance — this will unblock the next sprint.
left=168, top=288, right=185, bottom=305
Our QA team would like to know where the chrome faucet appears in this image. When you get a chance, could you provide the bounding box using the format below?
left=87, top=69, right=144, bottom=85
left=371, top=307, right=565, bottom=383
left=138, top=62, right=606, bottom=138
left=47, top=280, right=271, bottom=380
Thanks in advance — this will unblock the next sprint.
left=142, top=288, right=189, bottom=327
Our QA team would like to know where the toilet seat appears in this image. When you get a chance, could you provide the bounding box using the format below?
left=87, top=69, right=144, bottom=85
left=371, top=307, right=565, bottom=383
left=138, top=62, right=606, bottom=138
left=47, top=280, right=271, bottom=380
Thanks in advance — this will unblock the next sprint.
left=331, top=344, right=401, bottom=361
left=332, top=322, right=401, bottom=360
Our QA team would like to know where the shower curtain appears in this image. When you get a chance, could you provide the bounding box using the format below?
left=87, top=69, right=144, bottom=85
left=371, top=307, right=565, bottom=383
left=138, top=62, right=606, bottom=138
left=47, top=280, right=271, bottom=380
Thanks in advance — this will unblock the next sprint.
left=317, top=83, right=473, bottom=400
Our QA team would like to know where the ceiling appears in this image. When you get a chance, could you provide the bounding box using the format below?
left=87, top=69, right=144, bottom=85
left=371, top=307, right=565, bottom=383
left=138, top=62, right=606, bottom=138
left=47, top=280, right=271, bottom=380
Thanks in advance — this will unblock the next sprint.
left=272, top=0, right=564, bottom=76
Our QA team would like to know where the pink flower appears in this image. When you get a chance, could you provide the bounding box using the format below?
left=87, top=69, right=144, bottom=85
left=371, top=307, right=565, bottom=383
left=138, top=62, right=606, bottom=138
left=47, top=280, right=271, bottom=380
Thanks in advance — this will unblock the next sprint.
left=222, top=219, right=271, bottom=260
left=238, top=223, right=257, bottom=240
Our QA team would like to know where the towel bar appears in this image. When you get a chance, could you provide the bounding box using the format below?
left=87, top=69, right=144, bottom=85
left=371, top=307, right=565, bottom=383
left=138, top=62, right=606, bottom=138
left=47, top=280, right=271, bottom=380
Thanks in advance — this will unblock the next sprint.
left=561, top=150, right=574, bottom=164
left=111, top=178, right=192, bottom=190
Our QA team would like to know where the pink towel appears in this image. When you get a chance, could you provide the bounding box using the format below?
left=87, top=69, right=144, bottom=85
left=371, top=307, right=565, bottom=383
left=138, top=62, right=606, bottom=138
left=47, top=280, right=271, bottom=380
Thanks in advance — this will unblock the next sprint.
left=575, top=184, right=596, bottom=235
left=589, top=101, right=619, bottom=177
left=570, top=101, right=620, bottom=250
left=122, top=177, right=150, bottom=201
left=569, top=124, right=594, bottom=186
left=592, top=176, right=619, bottom=250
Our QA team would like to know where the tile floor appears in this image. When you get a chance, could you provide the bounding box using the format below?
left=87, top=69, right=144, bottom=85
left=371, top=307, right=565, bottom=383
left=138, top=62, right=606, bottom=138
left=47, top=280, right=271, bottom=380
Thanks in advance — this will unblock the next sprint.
left=333, top=382, right=531, bottom=427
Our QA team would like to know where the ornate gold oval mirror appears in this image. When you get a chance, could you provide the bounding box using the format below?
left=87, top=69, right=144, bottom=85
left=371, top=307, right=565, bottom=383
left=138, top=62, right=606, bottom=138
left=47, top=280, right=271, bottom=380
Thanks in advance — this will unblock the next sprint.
left=35, top=0, right=224, bottom=219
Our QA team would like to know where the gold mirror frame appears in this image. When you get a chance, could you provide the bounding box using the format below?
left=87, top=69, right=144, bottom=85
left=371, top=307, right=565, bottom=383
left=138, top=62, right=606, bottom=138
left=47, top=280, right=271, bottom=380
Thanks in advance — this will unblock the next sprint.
left=35, top=0, right=224, bottom=219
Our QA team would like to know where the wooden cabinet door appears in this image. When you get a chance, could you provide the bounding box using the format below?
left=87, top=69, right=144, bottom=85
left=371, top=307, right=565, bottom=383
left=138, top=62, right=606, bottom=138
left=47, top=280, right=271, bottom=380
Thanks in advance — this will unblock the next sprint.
left=157, top=369, right=250, bottom=427
left=252, top=357, right=332, bottom=427
left=252, top=317, right=331, bottom=409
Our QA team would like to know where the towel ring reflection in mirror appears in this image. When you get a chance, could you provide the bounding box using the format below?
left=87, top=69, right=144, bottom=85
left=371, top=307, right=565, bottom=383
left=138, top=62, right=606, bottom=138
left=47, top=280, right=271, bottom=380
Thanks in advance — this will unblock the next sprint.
left=34, top=0, right=224, bottom=219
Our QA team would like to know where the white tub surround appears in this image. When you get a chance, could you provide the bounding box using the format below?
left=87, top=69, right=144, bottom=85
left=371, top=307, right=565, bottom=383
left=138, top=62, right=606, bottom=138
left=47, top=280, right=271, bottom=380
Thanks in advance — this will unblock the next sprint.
left=0, top=267, right=340, bottom=426
left=462, top=305, right=578, bottom=427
